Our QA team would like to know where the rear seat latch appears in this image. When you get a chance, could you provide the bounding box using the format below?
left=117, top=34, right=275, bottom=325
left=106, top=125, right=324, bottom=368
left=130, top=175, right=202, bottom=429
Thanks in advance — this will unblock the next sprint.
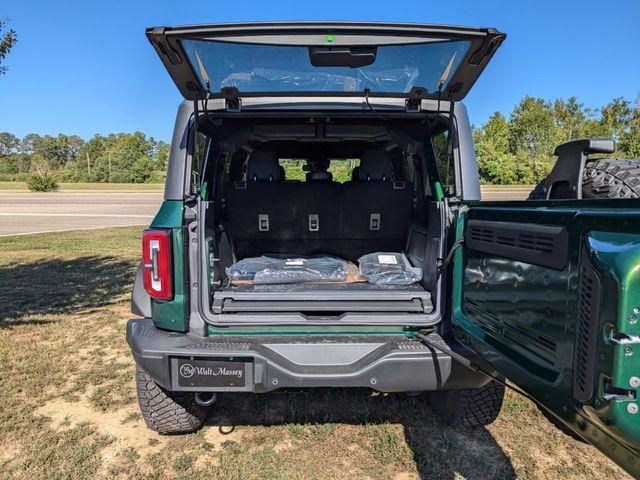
left=308, top=214, right=319, bottom=232
left=369, top=213, right=381, bottom=231
left=258, top=214, right=269, bottom=232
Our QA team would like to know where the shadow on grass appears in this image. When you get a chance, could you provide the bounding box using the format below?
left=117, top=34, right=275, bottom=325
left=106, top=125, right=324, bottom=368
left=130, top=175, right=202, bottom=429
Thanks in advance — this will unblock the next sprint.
left=207, top=389, right=516, bottom=480
left=0, top=256, right=136, bottom=328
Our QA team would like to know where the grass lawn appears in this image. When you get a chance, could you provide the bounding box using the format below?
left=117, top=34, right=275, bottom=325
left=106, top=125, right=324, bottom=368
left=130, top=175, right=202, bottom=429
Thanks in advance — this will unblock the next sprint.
left=0, top=227, right=630, bottom=479
left=0, top=181, right=163, bottom=191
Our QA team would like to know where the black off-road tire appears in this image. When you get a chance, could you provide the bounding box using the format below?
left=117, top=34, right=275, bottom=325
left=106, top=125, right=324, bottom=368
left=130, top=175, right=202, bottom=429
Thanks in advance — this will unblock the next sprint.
left=428, top=380, right=505, bottom=427
left=136, top=365, right=209, bottom=434
left=582, top=158, right=640, bottom=198
left=529, top=157, right=640, bottom=200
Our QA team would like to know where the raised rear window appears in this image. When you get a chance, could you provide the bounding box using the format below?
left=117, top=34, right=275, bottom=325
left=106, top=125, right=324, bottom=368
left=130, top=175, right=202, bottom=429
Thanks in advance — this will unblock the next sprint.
left=181, top=39, right=469, bottom=95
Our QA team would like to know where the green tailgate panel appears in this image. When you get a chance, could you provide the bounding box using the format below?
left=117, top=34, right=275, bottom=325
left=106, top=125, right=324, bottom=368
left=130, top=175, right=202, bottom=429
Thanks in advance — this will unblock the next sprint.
left=452, top=201, right=640, bottom=474
left=587, top=232, right=640, bottom=446
left=149, top=200, right=187, bottom=332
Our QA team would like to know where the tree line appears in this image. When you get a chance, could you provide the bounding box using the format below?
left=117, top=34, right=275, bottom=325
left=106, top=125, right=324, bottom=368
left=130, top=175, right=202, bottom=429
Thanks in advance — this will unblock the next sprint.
left=473, top=96, right=640, bottom=184
left=0, top=95, right=638, bottom=186
left=0, top=132, right=170, bottom=183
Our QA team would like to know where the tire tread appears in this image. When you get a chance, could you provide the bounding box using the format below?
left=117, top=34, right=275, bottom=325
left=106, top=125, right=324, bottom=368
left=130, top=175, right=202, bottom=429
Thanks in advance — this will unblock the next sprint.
left=136, top=366, right=208, bottom=434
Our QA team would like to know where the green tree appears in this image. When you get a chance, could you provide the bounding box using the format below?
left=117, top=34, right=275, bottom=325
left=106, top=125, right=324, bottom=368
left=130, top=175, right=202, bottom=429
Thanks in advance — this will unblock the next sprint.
left=508, top=97, right=558, bottom=182
left=0, top=17, right=17, bottom=75
left=0, top=132, right=21, bottom=174
left=620, top=97, right=640, bottom=158
left=474, top=112, right=517, bottom=184
left=0, top=132, right=19, bottom=156
left=32, top=134, right=84, bottom=170
left=553, top=97, right=587, bottom=142
left=130, top=156, right=155, bottom=183
left=155, top=140, right=170, bottom=171
left=600, top=97, right=633, bottom=141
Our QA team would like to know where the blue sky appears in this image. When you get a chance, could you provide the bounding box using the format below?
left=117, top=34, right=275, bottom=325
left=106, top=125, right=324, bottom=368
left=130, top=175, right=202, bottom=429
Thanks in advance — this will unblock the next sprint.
left=1, top=0, right=638, bottom=142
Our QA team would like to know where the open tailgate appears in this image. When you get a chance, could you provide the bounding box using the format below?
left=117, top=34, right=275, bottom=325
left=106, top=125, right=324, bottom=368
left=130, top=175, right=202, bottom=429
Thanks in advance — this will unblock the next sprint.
left=147, top=22, right=505, bottom=102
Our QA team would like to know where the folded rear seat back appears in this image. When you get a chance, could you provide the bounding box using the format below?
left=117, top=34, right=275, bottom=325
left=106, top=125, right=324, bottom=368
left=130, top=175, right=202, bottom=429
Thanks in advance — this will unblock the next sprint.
left=341, top=149, right=413, bottom=257
left=225, top=150, right=342, bottom=258
left=225, top=148, right=413, bottom=261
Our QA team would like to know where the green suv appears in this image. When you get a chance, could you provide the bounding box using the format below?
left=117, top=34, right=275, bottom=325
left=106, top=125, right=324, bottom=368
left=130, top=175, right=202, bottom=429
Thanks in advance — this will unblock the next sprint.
left=126, top=22, right=640, bottom=476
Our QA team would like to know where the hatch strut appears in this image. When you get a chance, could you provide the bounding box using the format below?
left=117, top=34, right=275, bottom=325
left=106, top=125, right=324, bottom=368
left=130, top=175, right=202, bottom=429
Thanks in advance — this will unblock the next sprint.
left=414, top=331, right=544, bottom=407
left=192, top=93, right=202, bottom=196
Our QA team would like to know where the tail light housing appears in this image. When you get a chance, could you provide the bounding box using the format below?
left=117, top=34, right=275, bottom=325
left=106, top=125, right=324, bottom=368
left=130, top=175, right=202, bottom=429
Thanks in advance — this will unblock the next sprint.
left=142, top=229, right=173, bottom=300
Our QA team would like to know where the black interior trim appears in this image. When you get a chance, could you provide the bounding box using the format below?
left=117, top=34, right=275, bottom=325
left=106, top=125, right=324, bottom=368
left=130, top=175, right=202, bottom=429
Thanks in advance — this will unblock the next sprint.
left=465, top=219, right=569, bottom=270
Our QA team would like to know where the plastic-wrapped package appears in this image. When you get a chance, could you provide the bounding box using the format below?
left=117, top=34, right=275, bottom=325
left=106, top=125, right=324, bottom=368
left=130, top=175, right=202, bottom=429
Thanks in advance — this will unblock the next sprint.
left=226, top=255, right=349, bottom=285
left=357, top=252, right=422, bottom=285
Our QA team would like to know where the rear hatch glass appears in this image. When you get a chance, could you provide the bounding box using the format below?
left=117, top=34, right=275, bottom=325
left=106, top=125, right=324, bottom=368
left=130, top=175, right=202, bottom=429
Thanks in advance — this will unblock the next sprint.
left=181, top=39, right=469, bottom=95
left=147, top=22, right=505, bottom=101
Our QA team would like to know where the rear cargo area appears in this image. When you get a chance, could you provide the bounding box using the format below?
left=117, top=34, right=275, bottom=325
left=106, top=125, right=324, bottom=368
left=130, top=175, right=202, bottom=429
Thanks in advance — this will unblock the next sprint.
left=200, top=114, right=446, bottom=323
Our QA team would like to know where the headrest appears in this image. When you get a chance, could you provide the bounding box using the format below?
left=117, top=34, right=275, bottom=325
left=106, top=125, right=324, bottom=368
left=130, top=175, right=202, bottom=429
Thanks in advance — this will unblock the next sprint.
left=307, top=171, right=333, bottom=182
left=246, top=150, right=281, bottom=181
left=351, top=166, right=360, bottom=181
left=360, top=149, right=394, bottom=181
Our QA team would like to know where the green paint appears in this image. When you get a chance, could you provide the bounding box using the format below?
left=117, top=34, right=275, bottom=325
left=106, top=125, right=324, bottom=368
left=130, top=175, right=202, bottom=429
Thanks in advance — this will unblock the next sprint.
left=326, top=34, right=334, bottom=42
left=452, top=202, right=640, bottom=476
left=150, top=200, right=186, bottom=332
left=150, top=200, right=183, bottom=228
left=588, top=232, right=640, bottom=447
left=434, top=181, right=444, bottom=201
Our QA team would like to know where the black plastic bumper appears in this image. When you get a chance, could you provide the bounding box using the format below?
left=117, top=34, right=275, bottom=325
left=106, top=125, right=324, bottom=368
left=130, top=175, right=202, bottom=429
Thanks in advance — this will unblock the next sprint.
left=126, top=318, right=490, bottom=393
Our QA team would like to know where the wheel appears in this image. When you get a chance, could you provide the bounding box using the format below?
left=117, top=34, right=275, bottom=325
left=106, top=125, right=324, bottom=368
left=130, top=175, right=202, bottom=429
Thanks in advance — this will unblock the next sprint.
left=582, top=158, right=640, bottom=198
left=428, top=380, right=505, bottom=427
left=136, top=365, right=209, bottom=434
left=529, top=157, right=640, bottom=200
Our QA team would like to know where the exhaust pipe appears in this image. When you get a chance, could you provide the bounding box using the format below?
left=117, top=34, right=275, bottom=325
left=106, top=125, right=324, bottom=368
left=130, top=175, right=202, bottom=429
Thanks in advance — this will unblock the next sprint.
left=194, top=392, right=217, bottom=407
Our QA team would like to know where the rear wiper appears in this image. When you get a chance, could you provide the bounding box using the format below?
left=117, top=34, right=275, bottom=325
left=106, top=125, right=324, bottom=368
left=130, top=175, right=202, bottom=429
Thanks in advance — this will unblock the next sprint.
left=427, top=51, right=457, bottom=127
left=437, top=51, right=457, bottom=90
left=194, top=49, right=211, bottom=94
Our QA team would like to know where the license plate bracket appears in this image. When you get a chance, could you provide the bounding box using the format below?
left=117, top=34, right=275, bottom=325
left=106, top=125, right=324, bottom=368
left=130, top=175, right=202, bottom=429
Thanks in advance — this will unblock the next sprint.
left=171, top=357, right=253, bottom=391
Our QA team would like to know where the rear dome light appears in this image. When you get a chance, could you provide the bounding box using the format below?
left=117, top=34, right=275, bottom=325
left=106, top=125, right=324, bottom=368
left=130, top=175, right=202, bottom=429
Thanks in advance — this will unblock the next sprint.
left=142, top=229, right=173, bottom=300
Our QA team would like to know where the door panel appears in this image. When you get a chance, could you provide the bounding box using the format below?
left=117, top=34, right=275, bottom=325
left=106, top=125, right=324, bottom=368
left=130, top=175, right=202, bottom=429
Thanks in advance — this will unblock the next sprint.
left=452, top=200, right=640, bottom=476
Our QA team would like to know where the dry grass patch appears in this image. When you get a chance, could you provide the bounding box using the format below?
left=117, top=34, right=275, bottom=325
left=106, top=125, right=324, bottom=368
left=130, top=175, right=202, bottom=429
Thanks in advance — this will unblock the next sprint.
left=0, top=226, right=631, bottom=479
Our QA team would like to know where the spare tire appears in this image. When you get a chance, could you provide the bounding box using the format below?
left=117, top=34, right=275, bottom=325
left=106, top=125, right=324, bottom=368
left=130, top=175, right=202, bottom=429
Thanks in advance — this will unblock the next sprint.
left=528, top=158, right=640, bottom=200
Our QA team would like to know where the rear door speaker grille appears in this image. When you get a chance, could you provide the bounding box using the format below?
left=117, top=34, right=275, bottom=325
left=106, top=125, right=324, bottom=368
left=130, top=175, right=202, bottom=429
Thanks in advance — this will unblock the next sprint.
left=466, top=220, right=568, bottom=270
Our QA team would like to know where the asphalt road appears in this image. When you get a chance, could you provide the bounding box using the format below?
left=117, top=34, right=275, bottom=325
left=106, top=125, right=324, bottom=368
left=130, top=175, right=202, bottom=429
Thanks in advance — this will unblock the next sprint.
left=0, top=190, right=163, bottom=236
left=0, top=186, right=531, bottom=237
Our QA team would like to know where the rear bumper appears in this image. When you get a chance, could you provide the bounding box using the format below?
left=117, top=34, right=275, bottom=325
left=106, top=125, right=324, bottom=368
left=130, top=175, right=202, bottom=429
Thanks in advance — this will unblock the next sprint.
left=126, top=318, right=490, bottom=393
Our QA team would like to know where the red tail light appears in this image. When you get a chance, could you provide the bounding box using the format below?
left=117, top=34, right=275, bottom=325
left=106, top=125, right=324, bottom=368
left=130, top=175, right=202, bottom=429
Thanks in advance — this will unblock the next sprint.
left=142, top=229, right=173, bottom=300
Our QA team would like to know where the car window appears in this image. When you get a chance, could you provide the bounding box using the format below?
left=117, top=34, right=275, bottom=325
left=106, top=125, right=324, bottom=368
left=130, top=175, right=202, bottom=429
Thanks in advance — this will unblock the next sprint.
left=328, top=159, right=360, bottom=183
left=182, top=39, right=470, bottom=95
left=432, top=130, right=454, bottom=196
left=278, top=159, right=307, bottom=181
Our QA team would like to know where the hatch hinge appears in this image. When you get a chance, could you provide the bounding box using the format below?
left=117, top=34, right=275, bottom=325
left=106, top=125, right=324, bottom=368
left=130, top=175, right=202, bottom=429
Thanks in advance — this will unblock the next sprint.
left=469, top=30, right=506, bottom=66
left=405, top=98, right=421, bottom=112
left=405, top=86, right=427, bottom=112
left=222, top=87, right=242, bottom=112
left=150, top=27, right=182, bottom=65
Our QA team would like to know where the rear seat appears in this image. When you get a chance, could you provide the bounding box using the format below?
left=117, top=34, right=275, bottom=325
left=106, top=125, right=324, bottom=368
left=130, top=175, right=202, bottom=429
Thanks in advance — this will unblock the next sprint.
left=225, top=149, right=413, bottom=260
left=225, top=151, right=341, bottom=258
left=341, top=149, right=413, bottom=256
